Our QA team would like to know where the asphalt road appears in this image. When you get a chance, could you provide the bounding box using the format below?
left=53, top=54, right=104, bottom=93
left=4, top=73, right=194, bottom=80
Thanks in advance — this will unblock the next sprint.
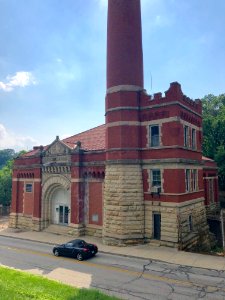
left=0, top=236, right=225, bottom=300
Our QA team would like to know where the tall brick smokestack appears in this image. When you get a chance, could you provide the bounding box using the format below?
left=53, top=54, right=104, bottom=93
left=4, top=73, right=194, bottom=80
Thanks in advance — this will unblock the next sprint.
left=107, top=0, right=143, bottom=90
left=104, top=0, right=145, bottom=246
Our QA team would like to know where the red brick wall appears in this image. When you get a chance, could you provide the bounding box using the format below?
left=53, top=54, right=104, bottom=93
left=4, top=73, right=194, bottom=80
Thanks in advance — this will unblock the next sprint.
left=163, top=169, right=185, bottom=193
left=88, top=182, right=103, bottom=226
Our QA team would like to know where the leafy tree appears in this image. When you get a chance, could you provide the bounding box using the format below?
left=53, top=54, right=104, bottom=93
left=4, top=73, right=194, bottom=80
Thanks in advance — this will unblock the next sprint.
left=0, top=149, right=26, bottom=206
left=0, top=149, right=16, bottom=169
left=202, top=93, right=225, bottom=190
left=0, top=160, right=13, bottom=206
left=215, top=146, right=225, bottom=191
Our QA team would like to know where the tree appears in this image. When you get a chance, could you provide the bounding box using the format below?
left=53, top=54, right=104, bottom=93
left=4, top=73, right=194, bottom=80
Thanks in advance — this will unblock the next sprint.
left=0, top=149, right=16, bottom=169
left=0, top=149, right=26, bottom=206
left=215, top=146, right=225, bottom=191
left=0, top=160, right=13, bottom=206
left=202, top=93, right=225, bottom=190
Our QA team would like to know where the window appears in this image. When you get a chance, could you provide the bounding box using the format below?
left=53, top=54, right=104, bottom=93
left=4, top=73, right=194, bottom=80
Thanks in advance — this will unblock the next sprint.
left=25, top=183, right=33, bottom=193
left=184, top=125, right=189, bottom=147
left=92, top=214, right=99, bottom=222
left=191, top=128, right=196, bottom=149
left=185, top=169, right=191, bottom=192
left=151, top=169, right=161, bottom=193
left=188, top=215, right=193, bottom=232
left=192, top=169, right=197, bottom=191
left=150, top=125, right=159, bottom=147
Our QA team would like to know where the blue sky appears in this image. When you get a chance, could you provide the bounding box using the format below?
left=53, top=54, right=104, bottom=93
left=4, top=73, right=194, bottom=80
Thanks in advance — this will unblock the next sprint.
left=0, top=0, right=224, bottom=151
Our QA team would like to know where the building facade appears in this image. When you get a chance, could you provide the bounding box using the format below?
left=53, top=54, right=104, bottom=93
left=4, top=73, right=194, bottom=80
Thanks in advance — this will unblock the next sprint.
left=10, top=0, right=218, bottom=249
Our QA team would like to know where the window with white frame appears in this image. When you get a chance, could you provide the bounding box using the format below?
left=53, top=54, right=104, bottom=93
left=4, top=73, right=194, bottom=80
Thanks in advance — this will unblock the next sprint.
left=185, top=169, right=191, bottom=192
left=150, top=125, right=160, bottom=147
left=25, top=183, right=33, bottom=193
left=184, top=125, right=189, bottom=147
left=151, top=169, right=161, bottom=193
left=191, top=128, right=196, bottom=149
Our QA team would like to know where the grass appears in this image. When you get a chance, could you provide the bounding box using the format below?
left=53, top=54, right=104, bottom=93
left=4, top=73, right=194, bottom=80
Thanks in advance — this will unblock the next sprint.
left=0, top=266, right=120, bottom=300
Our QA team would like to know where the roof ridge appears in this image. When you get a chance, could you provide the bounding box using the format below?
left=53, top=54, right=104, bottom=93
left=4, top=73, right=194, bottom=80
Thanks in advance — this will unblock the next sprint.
left=62, top=124, right=105, bottom=142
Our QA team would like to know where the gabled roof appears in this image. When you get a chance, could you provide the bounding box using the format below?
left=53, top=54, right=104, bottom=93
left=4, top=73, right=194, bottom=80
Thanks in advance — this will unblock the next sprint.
left=22, top=124, right=106, bottom=157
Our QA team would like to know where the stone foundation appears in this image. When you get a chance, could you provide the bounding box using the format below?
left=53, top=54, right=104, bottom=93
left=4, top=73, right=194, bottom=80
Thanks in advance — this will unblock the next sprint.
left=103, top=164, right=144, bottom=246
left=9, top=213, right=41, bottom=231
left=85, top=225, right=102, bottom=237
left=145, top=198, right=210, bottom=250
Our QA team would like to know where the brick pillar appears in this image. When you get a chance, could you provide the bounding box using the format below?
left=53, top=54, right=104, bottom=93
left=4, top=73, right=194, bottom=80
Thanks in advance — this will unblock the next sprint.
left=9, top=174, right=19, bottom=228
left=32, top=178, right=42, bottom=231
left=70, top=153, right=85, bottom=236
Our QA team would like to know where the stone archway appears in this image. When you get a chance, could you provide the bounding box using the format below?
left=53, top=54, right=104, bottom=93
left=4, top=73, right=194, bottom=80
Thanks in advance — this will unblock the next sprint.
left=41, top=175, right=71, bottom=229
left=50, top=187, right=70, bottom=225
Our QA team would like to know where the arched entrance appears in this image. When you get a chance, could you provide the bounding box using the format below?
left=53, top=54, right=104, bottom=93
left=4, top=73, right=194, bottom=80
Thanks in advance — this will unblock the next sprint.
left=41, top=175, right=71, bottom=229
left=51, top=188, right=70, bottom=225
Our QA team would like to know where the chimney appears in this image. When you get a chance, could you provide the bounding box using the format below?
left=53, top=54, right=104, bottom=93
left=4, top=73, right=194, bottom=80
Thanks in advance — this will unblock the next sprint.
left=107, top=0, right=143, bottom=90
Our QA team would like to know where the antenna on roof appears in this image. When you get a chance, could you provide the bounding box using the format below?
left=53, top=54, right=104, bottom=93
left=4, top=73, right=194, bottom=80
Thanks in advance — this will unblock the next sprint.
left=150, top=72, right=153, bottom=91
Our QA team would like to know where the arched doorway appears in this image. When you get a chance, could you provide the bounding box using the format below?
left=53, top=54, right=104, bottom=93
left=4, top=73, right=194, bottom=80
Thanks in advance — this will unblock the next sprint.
left=51, top=188, right=70, bottom=225
left=41, top=174, right=71, bottom=229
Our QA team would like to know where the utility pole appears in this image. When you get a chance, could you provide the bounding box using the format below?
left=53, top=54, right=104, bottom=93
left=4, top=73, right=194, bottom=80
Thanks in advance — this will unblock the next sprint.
left=220, top=209, right=225, bottom=254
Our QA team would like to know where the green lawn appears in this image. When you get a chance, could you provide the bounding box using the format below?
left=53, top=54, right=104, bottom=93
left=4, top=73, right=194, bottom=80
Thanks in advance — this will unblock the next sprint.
left=0, top=266, right=120, bottom=300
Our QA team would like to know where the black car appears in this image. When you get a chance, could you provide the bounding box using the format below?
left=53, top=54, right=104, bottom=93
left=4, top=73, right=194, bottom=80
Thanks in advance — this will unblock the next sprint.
left=53, top=239, right=98, bottom=261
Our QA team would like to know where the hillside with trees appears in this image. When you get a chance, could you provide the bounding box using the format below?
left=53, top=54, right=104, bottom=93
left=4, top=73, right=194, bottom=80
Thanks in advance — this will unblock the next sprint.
left=202, top=93, right=225, bottom=190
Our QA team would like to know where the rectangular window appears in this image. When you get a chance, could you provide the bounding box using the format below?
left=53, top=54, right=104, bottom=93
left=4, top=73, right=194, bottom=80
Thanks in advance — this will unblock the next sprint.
left=191, top=128, right=196, bottom=149
left=188, top=215, right=193, bottom=232
left=185, top=169, right=191, bottom=192
left=92, top=214, right=99, bottom=222
left=150, top=125, right=159, bottom=147
left=192, top=169, right=197, bottom=191
left=151, top=169, right=161, bottom=193
left=25, top=183, right=33, bottom=193
left=184, top=125, right=189, bottom=147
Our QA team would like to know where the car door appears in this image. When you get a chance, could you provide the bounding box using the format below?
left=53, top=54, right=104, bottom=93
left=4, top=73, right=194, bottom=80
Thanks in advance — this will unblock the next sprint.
left=63, top=242, right=74, bottom=257
left=72, top=241, right=80, bottom=257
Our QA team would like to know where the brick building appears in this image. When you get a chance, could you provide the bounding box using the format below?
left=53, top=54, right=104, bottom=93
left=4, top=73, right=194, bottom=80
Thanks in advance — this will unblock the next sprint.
left=10, top=0, right=218, bottom=249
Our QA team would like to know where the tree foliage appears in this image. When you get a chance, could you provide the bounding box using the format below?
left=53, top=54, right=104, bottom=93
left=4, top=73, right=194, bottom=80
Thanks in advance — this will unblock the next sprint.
left=0, top=149, right=26, bottom=206
left=202, top=93, right=225, bottom=190
left=0, top=160, right=13, bottom=206
left=0, top=149, right=16, bottom=169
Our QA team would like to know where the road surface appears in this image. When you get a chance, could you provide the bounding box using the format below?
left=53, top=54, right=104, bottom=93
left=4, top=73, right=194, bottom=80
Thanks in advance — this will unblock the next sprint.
left=0, top=236, right=225, bottom=300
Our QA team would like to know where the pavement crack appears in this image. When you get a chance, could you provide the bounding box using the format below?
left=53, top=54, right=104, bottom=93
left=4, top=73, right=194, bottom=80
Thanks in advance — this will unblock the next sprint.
left=117, top=260, right=152, bottom=289
left=165, top=282, right=175, bottom=300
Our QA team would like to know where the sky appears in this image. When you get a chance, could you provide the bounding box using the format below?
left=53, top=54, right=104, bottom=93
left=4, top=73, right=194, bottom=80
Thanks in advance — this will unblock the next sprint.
left=0, top=0, right=224, bottom=151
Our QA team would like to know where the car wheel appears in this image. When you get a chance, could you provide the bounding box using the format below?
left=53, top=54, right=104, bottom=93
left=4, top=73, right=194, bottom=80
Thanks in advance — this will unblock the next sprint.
left=54, top=249, right=60, bottom=257
left=77, top=252, right=84, bottom=261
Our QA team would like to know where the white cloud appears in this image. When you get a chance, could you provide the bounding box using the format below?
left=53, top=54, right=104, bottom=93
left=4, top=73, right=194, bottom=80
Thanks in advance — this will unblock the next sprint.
left=0, top=123, right=38, bottom=151
left=0, top=71, right=37, bottom=92
left=98, top=0, right=107, bottom=8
